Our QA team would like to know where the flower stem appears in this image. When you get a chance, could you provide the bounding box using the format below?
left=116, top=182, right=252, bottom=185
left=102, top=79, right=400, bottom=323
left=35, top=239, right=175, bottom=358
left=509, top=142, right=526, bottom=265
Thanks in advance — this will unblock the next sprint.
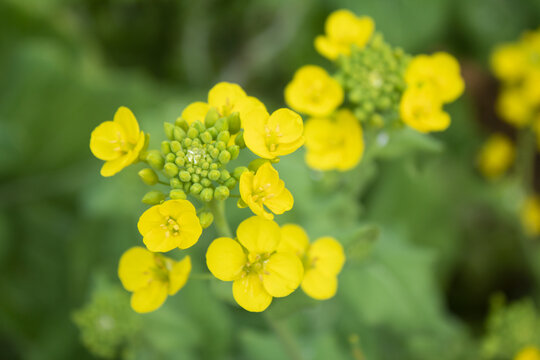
left=517, top=128, right=536, bottom=192
left=208, top=200, right=233, bottom=238
left=264, top=312, right=304, bottom=360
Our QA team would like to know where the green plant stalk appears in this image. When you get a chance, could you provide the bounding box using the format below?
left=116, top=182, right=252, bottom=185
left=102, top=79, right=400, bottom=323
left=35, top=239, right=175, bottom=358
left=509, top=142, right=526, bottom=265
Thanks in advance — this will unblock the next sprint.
left=208, top=199, right=233, bottom=238
left=264, top=312, right=304, bottom=360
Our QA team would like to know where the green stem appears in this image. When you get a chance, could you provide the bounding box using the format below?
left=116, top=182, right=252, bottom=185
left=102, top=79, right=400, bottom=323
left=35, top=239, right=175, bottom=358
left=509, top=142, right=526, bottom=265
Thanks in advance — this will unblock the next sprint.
left=264, top=312, right=304, bottom=360
left=517, top=128, right=536, bottom=193
left=208, top=200, right=233, bottom=238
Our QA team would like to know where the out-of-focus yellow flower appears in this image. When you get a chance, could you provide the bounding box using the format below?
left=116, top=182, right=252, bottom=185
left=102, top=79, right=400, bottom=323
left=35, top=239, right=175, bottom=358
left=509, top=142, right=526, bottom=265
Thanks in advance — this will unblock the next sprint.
left=90, top=106, right=146, bottom=177
left=137, top=200, right=202, bottom=252
left=118, top=247, right=191, bottom=313
left=239, top=162, right=293, bottom=220
left=405, top=52, right=464, bottom=104
left=496, top=88, right=533, bottom=128
left=522, top=69, right=540, bottom=106
left=206, top=216, right=303, bottom=312
left=285, top=65, right=344, bottom=117
left=315, top=9, right=374, bottom=60
left=522, top=196, right=540, bottom=236
left=477, top=133, right=515, bottom=179
left=278, top=224, right=345, bottom=300
left=243, top=108, right=304, bottom=159
left=304, top=109, right=364, bottom=171
left=491, top=43, right=528, bottom=82
left=514, top=346, right=540, bottom=360
left=400, top=87, right=450, bottom=133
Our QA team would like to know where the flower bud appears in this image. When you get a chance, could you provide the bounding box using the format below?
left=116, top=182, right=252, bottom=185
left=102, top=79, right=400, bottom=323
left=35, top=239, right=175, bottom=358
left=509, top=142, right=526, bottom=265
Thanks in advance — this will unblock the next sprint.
left=146, top=150, right=164, bottom=170
left=165, top=153, right=175, bottom=163
left=138, top=168, right=159, bottom=185
left=170, top=178, right=182, bottom=189
left=201, top=131, right=213, bottom=144
left=198, top=211, right=214, bottom=229
left=183, top=182, right=191, bottom=192
left=200, top=188, right=214, bottom=202
left=142, top=190, right=165, bottom=205
left=217, top=131, right=230, bottom=143
left=190, top=183, right=203, bottom=195
left=207, top=127, right=218, bottom=139
left=225, top=177, right=237, bottom=189
left=175, top=156, right=185, bottom=167
left=192, top=120, right=206, bottom=133
left=170, top=140, right=182, bottom=153
left=201, top=161, right=210, bottom=170
left=232, top=166, right=248, bottom=180
left=163, top=163, right=179, bottom=178
left=208, top=169, right=221, bottom=181
left=175, top=117, right=189, bottom=131
left=201, top=178, right=211, bottom=187
left=235, top=131, right=246, bottom=148
left=187, top=127, right=199, bottom=139
left=205, top=107, right=220, bottom=127
left=248, top=158, right=268, bottom=172
left=228, top=145, right=240, bottom=160
left=192, top=174, right=201, bottom=183
left=218, top=150, right=231, bottom=165
left=216, top=141, right=226, bottom=151
left=161, top=141, right=171, bottom=155
left=179, top=170, right=191, bottom=182
left=215, top=117, right=228, bottom=132
left=182, top=137, right=192, bottom=147
left=169, top=189, right=187, bottom=200
left=210, top=163, right=219, bottom=170
left=228, top=112, right=241, bottom=134
left=214, top=185, right=230, bottom=200
left=220, top=169, right=231, bottom=181
left=174, top=126, right=186, bottom=141
left=209, top=148, right=219, bottom=159
left=164, top=122, right=175, bottom=140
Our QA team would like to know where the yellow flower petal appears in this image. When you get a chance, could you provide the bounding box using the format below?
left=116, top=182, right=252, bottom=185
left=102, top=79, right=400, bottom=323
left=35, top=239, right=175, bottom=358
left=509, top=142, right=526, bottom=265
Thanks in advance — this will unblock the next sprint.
left=267, top=108, right=304, bottom=144
left=236, top=216, right=281, bottom=254
left=168, top=256, right=192, bottom=295
left=159, top=199, right=197, bottom=219
left=400, top=87, right=450, bottom=133
left=143, top=228, right=177, bottom=253
left=491, top=43, right=527, bottom=82
left=130, top=280, right=169, bottom=313
left=277, top=224, right=309, bottom=257
left=208, top=82, right=247, bottom=116
left=314, top=35, right=347, bottom=60
left=206, top=237, right=247, bottom=281
left=100, top=156, right=129, bottom=177
left=477, top=133, right=515, bottom=179
left=181, top=102, right=210, bottom=125
left=113, top=106, right=140, bottom=142
left=118, top=247, right=155, bottom=292
left=308, top=237, right=345, bottom=277
left=301, top=269, right=338, bottom=300
left=232, top=273, right=272, bottom=312
left=236, top=96, right=267, bottom=127
left=262, top=253, right=303, bottom=297
left=176, top=212, right=202, bottom=249
left=90, top=121, right=126, bottom=161
left=264, top=188, right=293, bottom=215
left=496, top=88, right=533, bottom=127
left=138, top=205, right=164, bottom=236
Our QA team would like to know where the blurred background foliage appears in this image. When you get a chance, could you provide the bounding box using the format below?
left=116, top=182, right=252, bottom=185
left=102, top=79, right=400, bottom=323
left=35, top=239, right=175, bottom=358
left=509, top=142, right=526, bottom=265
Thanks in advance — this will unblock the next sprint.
left=1, top=0, right=540, bottom=359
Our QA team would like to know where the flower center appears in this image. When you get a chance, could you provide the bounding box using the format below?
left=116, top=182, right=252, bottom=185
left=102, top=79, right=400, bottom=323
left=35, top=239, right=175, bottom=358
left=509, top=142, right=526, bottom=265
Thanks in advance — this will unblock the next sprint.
left=160, top=216, right=181, bottom=237
left=265, top=125, right=283, bottom=152
left=245, top=252, right=271, bottom=275
left=251, top=183, right=273, bottom=203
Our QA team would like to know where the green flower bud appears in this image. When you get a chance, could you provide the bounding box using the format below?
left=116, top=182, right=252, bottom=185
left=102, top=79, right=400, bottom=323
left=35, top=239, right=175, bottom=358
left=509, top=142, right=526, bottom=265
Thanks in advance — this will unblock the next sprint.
left=215, top=117, right=228, bottom=132
left=164, top=122, right=175, bottom=140
left=214, top=185, right=230, bottom=200
left=218, top=150, right=231, bottom=165
left=163, top=163, right=179, bottom=178
left=190, top=183, right=203, bottom=195
left=187, top=166, right=195, bottom=173
left=201, top=178, right=211, bottom=187
left=161, top=141, right=171, bottom=155
left=175, top=117, right=189, bottom=131
left=169, top=189, right=187, bottom=200
left=174, top=126, right=186, bottom=141
left=220, top=169, right=231, bottom=181
left=192, top=174, right=201, bottom=183
left=200, top=188, right=214, bottom=202
left=142, top=190, right=165, bottom=205
left=198, top=212, right=214, bottom=229
left=225, top=177, right=237, bottom=189
left=201, top=131, right=213, bottom=144
left=209, top=148, right=219, bottom=159
left=165, top=153, right=176, bottom=163
left=235, top=131, right=246, bottom=148
left=192, top=138, right=202, bottom=147
left=192, top=120, right=206, bottom=133
left=228, top=145, right=240, bottom=160
left=175, top=156, right=185, bottom=167
left=201, top=161, right=210, bottom=170
left=228, top=112, right=241, bottom=134
left=248, top=158, right=268, bottom=172
left=138, top=168, right=159, bottom=185
left=170, top=178, right=182, bottom=189
left=146, top=150, right=164, bottom=170
left=187, top=127, right=199, bottom=139
left=205, top=107, right=220, bottom=127
left=195, top=167, right=201, bottom=175
left=170, top=140, right=182, bottom=153
left=233, top=166, right=248, bottom=180
left=183, top=138, right=192, bottom=147
left=208, top=169, right=221, bottom=181
left=179, top=170, right=191, bottom=182
left=210, top=163, right=219, bottom=170
left=216, top=141, right=226, bottom=151
left=207, top=127, right=218, bottom=139
left=183, top=182, right=191, bottom=192
left=217, top=131, right=230, bottom=143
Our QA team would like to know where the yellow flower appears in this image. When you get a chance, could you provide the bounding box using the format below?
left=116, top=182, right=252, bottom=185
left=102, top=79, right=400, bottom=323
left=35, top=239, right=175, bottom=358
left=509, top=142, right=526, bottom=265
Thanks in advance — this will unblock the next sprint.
left=137, top=200, right=202, bottom=252
left=304, top=109, right=364, bottom=171
left=118, top=247, right=191, bottom=313
left=277, top=224, right=345, bottom=300
left=284, top=65, right=344, bottom=117
left=522, top=69, right=540, bottom=106
left=400, top=87, right=450, bottom=133
left=243, top=108, right=304, bottom=159
left=521, top=196, right=540, bottom=236
left=491, top=43, right=527, bottom=82
left=89, top=106, right=146, bottom=177
left=239, top=162, right=293, bottom=220
left=496, top=87, right=533, bottom=128
left=405, top=52, right=464, bottom=104
left=205, top=216, right=304, bottom=312
left=181, top=82, right=266, bottom=128
left=315, top=9, right=374, bottom=60
left=515, top=346, right=540, bottom=360
left=477, top=133, right=515, bottom=179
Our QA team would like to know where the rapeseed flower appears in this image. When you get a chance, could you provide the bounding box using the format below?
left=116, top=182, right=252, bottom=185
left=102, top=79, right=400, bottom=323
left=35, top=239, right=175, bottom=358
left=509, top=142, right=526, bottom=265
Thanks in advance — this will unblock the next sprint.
left=522, top=196, right=540, bottom=236
left=400, top=87, right=450, bottom=133
left=515, top=346, right=540, bottom=360
left=90, top=106, right=146, bottom=177
left=278, top=224, right=345, bottom=300
left=315, top=9, right=374, bottom=60
left=496, top=88, right=533, bottom=128
left=477, top=133, right=515, bottom=179
left=206, top=216, right=303, bottom=312
left=118, top=247, right=191, bottom=313
left=138, top=200, right=202, bottom=252
left=284, top=65, right=344, bottom=117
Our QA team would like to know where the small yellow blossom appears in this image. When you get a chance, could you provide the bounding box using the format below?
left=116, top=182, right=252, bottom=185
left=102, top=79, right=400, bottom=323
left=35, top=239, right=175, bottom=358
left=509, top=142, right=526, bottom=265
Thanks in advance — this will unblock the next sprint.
left=206, top=216, right=304, bottom=312
left=496, top=88, right=533, bottom=128
left=304, top=109, right=364, bottom=171
left=90, top=106, right=146, bottom=177
left=239, top=162, right=293, bottom=220
left=491, top=43, right=528, bottom=82
left=477, top=133, right=515, bottom=179
left=315, top=9, right=374, bottom=60
left=515, top=346, right=540, bottom=360
left=278, top=224, right=345, bottom=300
left=137, top=200, right=202, bottom=252
left=243, top=108, right=304, bottom=159
left=522, top=196, right=540, bottom=236
left=285, top=65, right=344, bottom=117
left=118, top=247, right=191, bottom=313
left=405, top=52, right=464, bottom=104
left=400, top=87, right=450, bottom=133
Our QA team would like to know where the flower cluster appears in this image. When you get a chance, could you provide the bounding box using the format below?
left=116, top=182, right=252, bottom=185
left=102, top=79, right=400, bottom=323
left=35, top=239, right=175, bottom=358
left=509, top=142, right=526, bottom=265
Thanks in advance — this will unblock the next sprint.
left=284, top=9, right=464, bottom=172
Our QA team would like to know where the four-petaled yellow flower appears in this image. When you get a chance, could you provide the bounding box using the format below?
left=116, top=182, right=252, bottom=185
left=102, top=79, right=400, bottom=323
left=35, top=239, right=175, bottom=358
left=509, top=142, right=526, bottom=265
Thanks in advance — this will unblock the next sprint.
left=239, top=162, right=293, bottom=220
left=496, top=88, right=533, bottom=128
left=477, top=133, right=515, bottom=179
left=514, top=346, right=540, bottom=360
left=138, top=200, right=202, bottom=252
left=206, top=216, right=304, bottom=312
left=405, top=52, right=464, bottom=104
left=285, top=65, right=344, bottom=117
left=278, top=224, right=345, bottom=300
left=90, top=106, right=146, bottom=177
left=181, top=82, right=266, bottom=128
left=304, top=109, right=364, bottom=171
left=118, top=247, right=191, bottom=313
left=491, top=43, right=528, bottom=82
left=243, top=108, right=304, bottom=160
left=315, top=9, right=374, bottom=60
left=400, top=87, right=450, bottom=133
left=521, top=195, right=540, bottom=237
